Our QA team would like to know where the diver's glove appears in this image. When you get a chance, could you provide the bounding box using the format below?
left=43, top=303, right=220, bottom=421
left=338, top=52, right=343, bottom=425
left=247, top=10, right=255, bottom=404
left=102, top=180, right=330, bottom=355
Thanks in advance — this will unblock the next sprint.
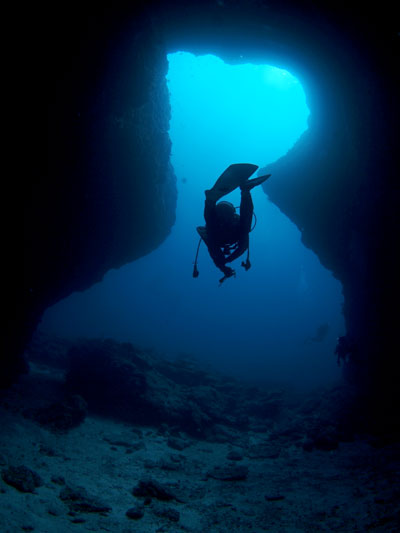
left=241, top=259, right=251, bottom=271
left=219, top=267, right=235, bottom=285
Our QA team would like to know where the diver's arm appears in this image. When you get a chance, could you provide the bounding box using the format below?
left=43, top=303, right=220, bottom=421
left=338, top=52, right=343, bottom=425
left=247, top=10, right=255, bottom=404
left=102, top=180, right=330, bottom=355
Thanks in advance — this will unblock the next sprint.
left=205, top=241, right=234, bottom=276
left=239, top=189, right=253, bottom=233
left=224, top=234, right=249, bottom=263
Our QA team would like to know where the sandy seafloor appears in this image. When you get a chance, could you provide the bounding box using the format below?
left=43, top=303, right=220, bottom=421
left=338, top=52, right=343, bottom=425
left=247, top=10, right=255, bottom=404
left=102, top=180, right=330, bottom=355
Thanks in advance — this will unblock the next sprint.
left=0, top=362, right=399, bottom=533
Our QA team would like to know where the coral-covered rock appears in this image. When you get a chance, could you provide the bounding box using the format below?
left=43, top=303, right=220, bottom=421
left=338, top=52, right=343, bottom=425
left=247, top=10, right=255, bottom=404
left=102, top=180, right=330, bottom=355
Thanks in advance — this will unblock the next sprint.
left=64, top=338, right=285, bottom=437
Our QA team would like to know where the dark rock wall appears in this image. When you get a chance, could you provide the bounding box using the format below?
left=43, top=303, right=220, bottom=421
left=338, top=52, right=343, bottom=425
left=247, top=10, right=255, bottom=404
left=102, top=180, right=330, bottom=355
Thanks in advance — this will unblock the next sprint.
left=15, top=2, right=399, bottom=399
left=256, top=7, right=399, bottom=396
left=16, top=5, right=177, bottom=387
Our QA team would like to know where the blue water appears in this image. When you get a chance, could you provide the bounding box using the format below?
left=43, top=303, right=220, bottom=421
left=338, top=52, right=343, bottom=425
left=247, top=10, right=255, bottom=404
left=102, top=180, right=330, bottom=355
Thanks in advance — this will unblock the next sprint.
left=41, top=52, right=345, bottom=389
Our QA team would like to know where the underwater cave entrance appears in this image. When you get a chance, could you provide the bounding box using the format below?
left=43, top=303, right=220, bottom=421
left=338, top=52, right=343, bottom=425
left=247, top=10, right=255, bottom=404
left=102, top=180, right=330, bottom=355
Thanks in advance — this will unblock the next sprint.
left=162, top=50, right=345, bottom=388
left=40, top=50, right=346, bottom=390
left=166, top=51, right=310, bottom=175
left=165, top=50, right=311, bottom=249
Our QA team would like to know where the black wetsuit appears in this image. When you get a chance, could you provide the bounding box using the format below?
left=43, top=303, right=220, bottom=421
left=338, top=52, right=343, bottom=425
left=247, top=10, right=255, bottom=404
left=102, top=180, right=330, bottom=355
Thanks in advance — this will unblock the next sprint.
left=202, top=188, right=253, bottom=277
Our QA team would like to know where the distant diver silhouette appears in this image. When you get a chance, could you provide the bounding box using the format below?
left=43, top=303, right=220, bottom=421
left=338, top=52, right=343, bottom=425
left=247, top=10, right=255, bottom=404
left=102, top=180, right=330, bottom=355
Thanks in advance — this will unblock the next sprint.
left=193, top=164, right=271, bottom=285
left=334, top=335, right=358, bottom=367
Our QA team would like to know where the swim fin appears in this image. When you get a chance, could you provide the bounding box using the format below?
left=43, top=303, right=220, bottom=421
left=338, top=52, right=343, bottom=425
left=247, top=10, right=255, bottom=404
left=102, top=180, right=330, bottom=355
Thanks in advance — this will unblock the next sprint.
left=241, top=173, right=271, bottom=191
left=206, top=163, right=259, bottom=202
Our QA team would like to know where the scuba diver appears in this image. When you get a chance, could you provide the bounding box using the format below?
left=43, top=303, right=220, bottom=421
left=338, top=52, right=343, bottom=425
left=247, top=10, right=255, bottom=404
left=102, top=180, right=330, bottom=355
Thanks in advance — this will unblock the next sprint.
left=193, top=164, right=271, bottom=284
left=335, top=335, right=358, bottom=367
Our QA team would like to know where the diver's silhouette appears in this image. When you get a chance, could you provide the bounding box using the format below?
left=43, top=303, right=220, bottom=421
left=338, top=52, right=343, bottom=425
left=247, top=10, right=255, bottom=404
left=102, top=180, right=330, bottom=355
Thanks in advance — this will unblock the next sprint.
left=335, top=335, right=358, bottom=367
left=193, top=164, right=270, bottom=284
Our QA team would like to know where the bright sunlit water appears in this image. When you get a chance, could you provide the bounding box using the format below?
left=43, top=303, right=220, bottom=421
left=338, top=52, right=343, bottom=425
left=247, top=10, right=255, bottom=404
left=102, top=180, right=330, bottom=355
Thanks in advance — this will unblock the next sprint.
left=41, top=51, right=345, bottom=389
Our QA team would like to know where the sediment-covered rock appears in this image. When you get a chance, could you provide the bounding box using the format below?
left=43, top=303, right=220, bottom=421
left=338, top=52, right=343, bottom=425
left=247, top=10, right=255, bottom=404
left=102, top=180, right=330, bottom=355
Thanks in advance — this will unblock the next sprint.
left=132, top=478, right=178, bottom=502
left=64, top=338, right=287, bottom=437
left=1, top=465, right=43, bottom=493
left=126, top=504, right=145, bottom=520
left=24, top=394, right=88, bottom=432
left=59, top=485, right=112, bottom=514
left=207, top=464, right=249, bottom=481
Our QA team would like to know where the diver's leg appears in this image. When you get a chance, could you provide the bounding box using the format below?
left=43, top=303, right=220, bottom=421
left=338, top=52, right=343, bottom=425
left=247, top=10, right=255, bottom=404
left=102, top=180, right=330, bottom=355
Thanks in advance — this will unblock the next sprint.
left=204, top=190, right=219, bottom=226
